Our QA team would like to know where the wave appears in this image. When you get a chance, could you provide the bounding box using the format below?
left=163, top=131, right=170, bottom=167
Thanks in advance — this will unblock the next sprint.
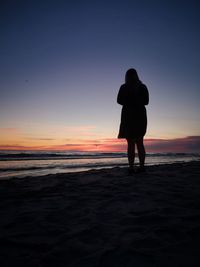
left=0, top=151, right=200, bottom=161
left=0, top=161, right=128, bottom=172
left=1, top=152, right=200, bottom=180
left=146, top=152, right=200, bottom=157
left=0, top=151, right=126, bottom=161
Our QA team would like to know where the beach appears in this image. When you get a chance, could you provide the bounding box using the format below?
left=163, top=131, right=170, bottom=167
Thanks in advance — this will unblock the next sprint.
left=0, top=161, right=200, bottom=266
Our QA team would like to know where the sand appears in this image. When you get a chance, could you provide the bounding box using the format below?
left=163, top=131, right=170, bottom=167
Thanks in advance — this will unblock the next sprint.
left=0, top=161, right=200, bottom=267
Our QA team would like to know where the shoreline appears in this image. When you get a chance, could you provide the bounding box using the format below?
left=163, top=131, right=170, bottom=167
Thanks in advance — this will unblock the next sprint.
left=1, top=158, right=200, bottom=181
left=0, top=161, right=200, bottom=266
left=0, top=152, right=199, bottom=181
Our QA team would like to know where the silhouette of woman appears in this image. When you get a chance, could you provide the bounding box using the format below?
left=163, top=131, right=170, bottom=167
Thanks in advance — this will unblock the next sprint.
left=117, top=69, right=149, bottom=173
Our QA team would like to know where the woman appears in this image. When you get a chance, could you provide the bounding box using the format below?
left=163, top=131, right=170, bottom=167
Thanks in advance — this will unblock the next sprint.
left=117, top=68, right=149, bottom=173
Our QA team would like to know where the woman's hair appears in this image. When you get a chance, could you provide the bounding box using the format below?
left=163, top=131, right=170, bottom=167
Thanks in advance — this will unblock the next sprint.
left=125, top=68, right=140, bottom=84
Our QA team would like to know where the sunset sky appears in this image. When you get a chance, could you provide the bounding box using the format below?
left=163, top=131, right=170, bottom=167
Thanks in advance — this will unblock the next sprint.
left=1, top=0, right=200, bottom=152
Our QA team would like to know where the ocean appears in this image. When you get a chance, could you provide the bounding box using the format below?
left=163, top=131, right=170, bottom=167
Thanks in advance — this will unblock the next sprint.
left=0, top=150, right=199, bottom=180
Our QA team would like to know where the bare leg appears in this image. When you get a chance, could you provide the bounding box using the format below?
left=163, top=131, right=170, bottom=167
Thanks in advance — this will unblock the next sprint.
left=136, top=137, right=145, bottom=168
left=126, top=138, right=135, bottom=169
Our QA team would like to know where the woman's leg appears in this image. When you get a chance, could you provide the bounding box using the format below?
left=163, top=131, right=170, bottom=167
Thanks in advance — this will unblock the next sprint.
left=136, top=137, right=145, bottom=168
left=126, top=138, right=135, bottom=169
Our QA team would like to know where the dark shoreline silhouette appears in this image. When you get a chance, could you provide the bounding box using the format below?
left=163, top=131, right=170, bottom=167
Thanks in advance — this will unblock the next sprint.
left=0, top=161, right=200, bottom=266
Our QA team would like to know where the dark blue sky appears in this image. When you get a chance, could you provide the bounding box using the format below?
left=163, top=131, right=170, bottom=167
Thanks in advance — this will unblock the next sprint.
left=1, top=0, right=200, bottom=149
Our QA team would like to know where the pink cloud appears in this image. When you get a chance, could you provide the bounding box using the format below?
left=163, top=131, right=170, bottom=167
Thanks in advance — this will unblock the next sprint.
left=0, top=145, right=46, bottom=150
left=144, top=136, right=200, bottom=153
left=0, top=128, right=19, bottom=133
left=0, top=136, right=200, bottom=152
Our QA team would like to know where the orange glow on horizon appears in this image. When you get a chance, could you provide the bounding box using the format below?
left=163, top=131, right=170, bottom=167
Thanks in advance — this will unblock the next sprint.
left=0, top=136, right=200, bottom=153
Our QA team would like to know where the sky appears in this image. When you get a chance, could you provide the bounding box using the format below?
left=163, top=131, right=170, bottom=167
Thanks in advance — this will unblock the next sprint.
left=0, top=0, right=200, bottom=152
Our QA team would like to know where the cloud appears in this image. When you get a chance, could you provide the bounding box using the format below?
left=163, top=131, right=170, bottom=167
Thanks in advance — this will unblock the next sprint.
left=46, top=143, right=102, bottom=151
left=1, top=136, right=200, bottom=152
left=0, top=128, right=19, bottom=133
left=0, top=145, right=46, bottom=150
left=25, top=138, right=55, bottom=141
left=145, top=136, right=200, bottom=153
left=84, top=136, right=200, bottom=153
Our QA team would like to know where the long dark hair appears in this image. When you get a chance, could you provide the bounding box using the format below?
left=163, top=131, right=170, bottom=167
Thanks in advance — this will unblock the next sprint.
left=125, top=68, right=140, bottom=84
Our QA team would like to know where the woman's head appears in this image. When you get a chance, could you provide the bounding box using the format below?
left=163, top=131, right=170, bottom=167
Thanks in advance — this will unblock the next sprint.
left=125, top=68, right=140, bottom=84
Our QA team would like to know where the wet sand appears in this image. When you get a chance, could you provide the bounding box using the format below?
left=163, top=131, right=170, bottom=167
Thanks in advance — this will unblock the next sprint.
left=0, top=161, right=200, bottom=266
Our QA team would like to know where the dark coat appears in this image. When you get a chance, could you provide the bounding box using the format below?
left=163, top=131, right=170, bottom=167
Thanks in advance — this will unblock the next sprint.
left=117, top=82, right=149, bottom=139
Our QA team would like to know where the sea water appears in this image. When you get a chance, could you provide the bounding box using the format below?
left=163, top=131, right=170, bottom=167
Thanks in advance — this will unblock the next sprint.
left=0, top=151, right=199, bottom=180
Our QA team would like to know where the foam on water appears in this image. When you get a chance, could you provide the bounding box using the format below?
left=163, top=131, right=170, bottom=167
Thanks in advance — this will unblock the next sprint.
left=0, top=151, right=199, bottom=180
